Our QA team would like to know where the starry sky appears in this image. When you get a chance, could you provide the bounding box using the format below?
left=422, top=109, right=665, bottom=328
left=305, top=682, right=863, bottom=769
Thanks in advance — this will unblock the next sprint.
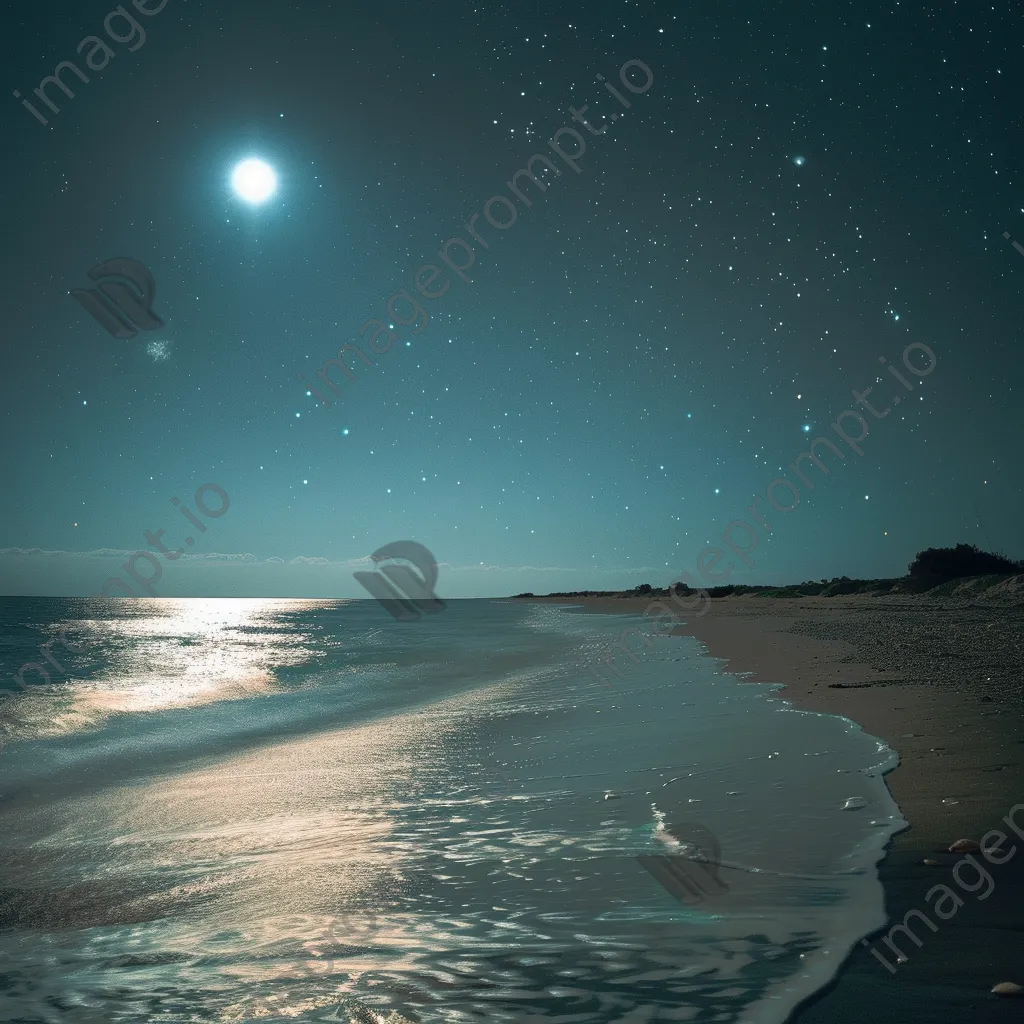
left=1, top=0, right=1022, bottom=599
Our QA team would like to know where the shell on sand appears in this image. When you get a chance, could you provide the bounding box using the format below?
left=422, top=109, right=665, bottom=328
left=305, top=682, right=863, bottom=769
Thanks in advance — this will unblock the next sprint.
left=948, top=838, right=982, bottom=853
left=991, top=982, right=1023, bottom=997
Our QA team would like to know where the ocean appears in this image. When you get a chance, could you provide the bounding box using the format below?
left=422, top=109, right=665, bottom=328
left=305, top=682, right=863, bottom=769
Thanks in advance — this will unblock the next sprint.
left=0, top=597, right=906, bottom=1024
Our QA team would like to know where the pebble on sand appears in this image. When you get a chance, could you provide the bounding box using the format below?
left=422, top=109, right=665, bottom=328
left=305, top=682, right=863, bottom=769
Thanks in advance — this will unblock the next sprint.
left=922, top=859, right=939, bottom=866
left=991, top=982, right=1023, bottom=997
left=603, top=792, right=620, bottom=801
left=841, top=797, right=867, bottom=810
left=948, top=839, right=982, bottom=853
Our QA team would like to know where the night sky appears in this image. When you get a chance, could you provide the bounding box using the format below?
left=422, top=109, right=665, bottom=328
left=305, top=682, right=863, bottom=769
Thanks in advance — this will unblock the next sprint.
left=2, top=0, right=1021, bottom=599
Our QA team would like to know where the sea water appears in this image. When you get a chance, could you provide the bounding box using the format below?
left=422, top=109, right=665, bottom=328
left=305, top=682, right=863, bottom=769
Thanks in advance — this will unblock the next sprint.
left=0, top=597, right=906, bottom=1024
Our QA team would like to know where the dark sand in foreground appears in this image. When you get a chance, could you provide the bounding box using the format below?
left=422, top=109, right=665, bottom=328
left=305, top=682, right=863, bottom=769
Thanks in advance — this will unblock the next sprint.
left=532, top=592, right=1024, bottom=1022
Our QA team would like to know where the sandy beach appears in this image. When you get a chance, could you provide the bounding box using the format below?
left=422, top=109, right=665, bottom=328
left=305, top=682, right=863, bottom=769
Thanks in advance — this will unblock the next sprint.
left=539, top=589, right=1024, bottom=1022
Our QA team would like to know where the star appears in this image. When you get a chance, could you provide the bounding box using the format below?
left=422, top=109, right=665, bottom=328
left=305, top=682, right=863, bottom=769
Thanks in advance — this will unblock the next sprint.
left=146, top=339, right=171, bottom=362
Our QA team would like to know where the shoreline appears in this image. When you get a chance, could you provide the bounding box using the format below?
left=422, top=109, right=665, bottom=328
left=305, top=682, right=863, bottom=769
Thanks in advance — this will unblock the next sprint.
left=530, top=593, right=1024, bottom=1021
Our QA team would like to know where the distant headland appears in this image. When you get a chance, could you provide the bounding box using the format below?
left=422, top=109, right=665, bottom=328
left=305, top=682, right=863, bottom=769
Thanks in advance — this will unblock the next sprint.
left=510, top=544, right=1024, bottom=603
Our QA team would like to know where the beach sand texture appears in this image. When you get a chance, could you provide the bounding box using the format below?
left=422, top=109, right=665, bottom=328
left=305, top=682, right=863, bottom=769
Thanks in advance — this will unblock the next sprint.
left=550, top=585, right=1024, bottom=1022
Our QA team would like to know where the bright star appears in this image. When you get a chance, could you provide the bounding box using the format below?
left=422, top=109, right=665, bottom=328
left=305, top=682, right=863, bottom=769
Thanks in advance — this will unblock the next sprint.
left=802, top=424, right=811, bottom=432
left=146, top=339, right=171, bottom=362
left=793, top=155, right=806, bottom=166
left=231, top=158, right=277, bottom=204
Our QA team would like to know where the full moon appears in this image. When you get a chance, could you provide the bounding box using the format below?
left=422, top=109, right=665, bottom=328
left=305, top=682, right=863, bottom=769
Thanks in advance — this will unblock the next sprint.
left=231, top=159, right=277, bottom=204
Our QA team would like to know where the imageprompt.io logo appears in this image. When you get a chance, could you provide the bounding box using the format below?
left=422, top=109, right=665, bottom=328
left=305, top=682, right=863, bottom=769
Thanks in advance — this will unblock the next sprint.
left=637, top=821, right=728, bottom=905
left=70, top=257, right=163, bottom=339
left=353, top=540, right=446, bottom=622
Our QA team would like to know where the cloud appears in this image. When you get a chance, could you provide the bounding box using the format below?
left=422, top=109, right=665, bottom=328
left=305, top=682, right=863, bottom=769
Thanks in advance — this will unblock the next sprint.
left=440, top=563, right=670, bottom=575
left=0, top=546, right=137, bottom=559
left=0, top=547, right=264, bottom=565
left=441, top=562, right=580, bottom=573
left=0, top=547, right=666, bottom=580
left=178, top=552, right=259, bottom=564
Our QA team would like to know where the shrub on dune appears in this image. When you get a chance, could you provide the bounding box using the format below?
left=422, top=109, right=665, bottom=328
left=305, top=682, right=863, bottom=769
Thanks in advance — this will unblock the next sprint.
left=908, top=544, right=1023, bottom=585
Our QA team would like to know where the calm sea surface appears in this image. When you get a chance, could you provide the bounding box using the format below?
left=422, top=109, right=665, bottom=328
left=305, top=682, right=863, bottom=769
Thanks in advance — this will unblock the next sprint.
left=0, top=597, right=906, bottom=1024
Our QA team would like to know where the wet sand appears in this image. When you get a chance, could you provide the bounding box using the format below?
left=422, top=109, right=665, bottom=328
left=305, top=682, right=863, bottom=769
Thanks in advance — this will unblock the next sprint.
left=531, top=591, right=1024, bottom=1022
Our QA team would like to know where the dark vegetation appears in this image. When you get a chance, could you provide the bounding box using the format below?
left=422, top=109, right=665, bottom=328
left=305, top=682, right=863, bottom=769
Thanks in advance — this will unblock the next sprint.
left=907, top=543, right=1022, bottom=583
left=511, top=545, right=1023, bottom=601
